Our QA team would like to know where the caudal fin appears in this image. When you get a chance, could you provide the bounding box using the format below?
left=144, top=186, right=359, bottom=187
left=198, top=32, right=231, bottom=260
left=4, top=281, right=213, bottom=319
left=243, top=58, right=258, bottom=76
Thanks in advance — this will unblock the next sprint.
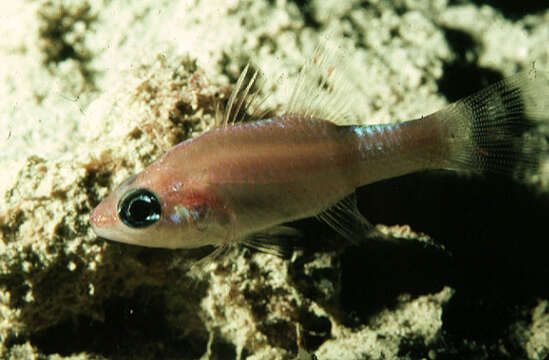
left=436, top=71, right=549, bottom=179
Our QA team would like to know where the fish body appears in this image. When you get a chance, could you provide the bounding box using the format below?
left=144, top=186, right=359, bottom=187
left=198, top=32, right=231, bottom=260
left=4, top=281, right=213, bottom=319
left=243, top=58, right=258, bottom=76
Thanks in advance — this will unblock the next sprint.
left=90, top=58, right=549, bottom=253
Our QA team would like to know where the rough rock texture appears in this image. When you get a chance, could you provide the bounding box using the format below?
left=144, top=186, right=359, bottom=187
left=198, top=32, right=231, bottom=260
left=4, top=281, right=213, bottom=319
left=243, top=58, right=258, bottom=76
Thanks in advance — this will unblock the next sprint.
left=1, top=1, right=549, bottom=359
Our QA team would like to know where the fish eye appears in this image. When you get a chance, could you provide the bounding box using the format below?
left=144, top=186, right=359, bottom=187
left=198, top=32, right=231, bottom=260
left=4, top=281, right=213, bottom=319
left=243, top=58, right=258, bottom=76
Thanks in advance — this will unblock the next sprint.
left=117, top=188, right=161, bottom=228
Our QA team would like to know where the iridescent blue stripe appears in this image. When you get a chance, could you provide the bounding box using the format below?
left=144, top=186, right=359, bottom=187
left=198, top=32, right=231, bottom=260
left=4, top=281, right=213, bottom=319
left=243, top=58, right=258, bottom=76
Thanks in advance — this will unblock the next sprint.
left=350, top=124, right=401, bottom=160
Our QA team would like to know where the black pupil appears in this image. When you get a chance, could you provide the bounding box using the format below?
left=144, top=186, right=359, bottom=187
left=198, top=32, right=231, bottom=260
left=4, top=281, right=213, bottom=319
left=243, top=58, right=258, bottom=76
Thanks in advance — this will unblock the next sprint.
left=118, top=189, right=161, bottom=228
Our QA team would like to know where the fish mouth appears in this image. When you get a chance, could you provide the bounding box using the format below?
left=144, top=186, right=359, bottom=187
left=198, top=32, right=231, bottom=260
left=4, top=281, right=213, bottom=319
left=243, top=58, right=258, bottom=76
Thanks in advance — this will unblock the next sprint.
left=89, top=195, right=120, bottom=238
left=89, top=208, right=129, bottom=243
left=90, top=207, right=111, bottom=238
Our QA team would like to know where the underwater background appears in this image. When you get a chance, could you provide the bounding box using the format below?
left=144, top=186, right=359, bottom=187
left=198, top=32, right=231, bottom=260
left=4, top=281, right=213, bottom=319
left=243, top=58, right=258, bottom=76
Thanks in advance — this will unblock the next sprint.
left=1, top=0, right=549, bottom=359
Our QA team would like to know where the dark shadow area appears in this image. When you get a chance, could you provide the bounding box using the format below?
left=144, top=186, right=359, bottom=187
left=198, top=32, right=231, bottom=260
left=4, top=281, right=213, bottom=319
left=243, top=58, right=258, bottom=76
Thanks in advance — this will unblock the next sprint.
left=209, top=338, right=237, bottom=360
left=355, top=170, right=549, bottom=357
left=298, top=313, right=332, bottom=352
left=287, top=212, right=454, bottom=327
left=438, top=27, right=504, bottom=103
left=465, top=0, right=548, bottom=19
left=339, top=234, right=453, bottom=326
left=16, top=286, right=208, bottom=359
left=357, top=171, right=549, bottom=300
left=398, top=334, right=498, bottom=360
left=281, top=0, right=322, bottom=29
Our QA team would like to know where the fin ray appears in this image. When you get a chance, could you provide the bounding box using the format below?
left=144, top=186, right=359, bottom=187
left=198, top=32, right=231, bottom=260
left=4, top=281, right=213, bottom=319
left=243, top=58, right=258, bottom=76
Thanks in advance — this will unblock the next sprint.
left=316, top=193, right=379, bottom=244
left=436, top=70, right=549, bottom=178
left=285, top=40, right=360, bottom=125
left=222, top=63, right=269, bottom=126
left=241, top=226, right=302, bottom=258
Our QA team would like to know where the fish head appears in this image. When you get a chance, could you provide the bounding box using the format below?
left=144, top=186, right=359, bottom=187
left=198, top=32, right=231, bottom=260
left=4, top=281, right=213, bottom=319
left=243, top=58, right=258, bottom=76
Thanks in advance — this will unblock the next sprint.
left=90, top=168, right=226, bottom=249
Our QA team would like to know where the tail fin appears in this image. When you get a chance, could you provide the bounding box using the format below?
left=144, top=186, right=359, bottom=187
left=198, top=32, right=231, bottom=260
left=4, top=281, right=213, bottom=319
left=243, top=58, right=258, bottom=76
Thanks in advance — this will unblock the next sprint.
left=436, top=71, right=549, bottom=178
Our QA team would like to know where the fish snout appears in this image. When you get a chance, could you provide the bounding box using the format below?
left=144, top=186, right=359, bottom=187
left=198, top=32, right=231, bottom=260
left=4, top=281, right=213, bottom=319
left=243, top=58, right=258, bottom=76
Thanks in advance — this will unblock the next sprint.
left=90, top=197, right=118, bottom=235
left=89, top=207, right=103, bottom=229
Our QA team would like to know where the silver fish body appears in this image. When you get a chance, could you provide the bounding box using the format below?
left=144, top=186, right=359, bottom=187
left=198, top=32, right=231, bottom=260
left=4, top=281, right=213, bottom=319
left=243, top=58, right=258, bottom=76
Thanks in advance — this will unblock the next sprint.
left=91, top=62, right=549, bottom=254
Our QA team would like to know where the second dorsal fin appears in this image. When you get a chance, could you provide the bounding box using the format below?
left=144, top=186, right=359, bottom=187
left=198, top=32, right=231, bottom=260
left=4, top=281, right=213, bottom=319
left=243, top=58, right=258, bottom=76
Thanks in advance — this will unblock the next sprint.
left=284, top=41, right=360, bottom=124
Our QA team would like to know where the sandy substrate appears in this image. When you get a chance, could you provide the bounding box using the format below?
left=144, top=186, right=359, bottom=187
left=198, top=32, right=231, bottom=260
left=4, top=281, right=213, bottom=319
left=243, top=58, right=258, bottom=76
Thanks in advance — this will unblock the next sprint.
left=1, top=1, right=549, bottom=359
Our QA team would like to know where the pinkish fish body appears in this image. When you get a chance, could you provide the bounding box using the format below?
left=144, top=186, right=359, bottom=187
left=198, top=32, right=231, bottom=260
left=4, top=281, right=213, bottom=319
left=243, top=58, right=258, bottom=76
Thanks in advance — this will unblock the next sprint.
left=90, top=57, right=549, bottom=256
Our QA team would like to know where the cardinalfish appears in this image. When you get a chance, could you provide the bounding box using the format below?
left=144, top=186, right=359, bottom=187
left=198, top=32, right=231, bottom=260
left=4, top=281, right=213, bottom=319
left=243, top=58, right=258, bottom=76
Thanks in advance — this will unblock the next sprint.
left=90, top=47, right=549, bottom=259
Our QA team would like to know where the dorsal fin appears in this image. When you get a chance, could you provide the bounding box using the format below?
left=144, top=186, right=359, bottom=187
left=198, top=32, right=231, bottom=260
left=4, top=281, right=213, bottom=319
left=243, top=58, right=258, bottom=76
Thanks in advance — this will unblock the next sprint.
left=220, top=39, right=361, bottom=128
left=221, top=63, right=269, bottom=126
left=284, top=41, right=360, bottom=125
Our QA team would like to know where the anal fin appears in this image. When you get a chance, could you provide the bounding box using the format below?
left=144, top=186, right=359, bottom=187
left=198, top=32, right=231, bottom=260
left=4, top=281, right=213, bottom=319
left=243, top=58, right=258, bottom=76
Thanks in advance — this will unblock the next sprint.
left=316, top=193, right=382, bottom=244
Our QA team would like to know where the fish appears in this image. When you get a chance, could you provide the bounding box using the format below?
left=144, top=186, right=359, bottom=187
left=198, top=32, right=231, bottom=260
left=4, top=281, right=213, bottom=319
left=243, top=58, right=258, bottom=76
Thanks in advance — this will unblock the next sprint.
left=90, top=47, right=549, bottom=259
